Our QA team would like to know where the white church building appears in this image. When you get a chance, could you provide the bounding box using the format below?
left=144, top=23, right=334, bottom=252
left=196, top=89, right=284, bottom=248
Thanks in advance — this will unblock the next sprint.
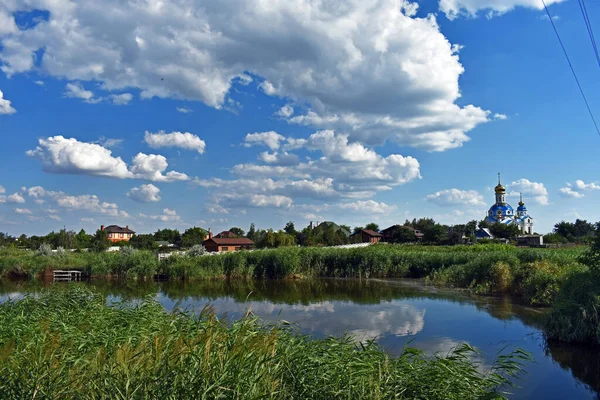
left=485, top=174, right=534, bottom=234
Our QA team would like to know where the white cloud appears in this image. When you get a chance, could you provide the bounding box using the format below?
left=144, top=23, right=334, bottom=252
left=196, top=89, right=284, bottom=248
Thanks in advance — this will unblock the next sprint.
left=144, top=130, right=206, bottom=154
left=110, top=93, right=133, bottom=105
left=129, top=153, right=190, bottom=182
left=0, top=185, right=5, bottom=193
left=27, top=136, right=189, bottom=182
left=426, top=189, right=486, bottom=207
left=508, top=179, right=549, bottom=205
left=127, top=184, right=161, bottom=203
left=48, top=215, right=61, bottom=221
left=439, top=0, right=565, bottom=20
left=0, top=89, right=16, bottom=114
left=27, top=136, right=132, bottom=178
left=0, top=0, right=493, bottom=151
left=0, top=192, right=26, bottom=204
left=34, top=80, right=44, bottom=86
left=81, top=217, right=96, bottom=223
left=244, top=131, right=285, bottom=151
left=98, top=138, right=123, bottom=148
left=176, top=107, right=193, bottom=113
left=198, top=131, right=419, bottom=214
left=64, top=82, right=100, bottom=103
left=559, top=180, right=600, bottom=198
left=140, top=208, right=183, bottom=223
left=275, top=105, right=294, bottom=118
left=14, top=208, right=32, bottom=215
left=339, top=200, right=397, bottom=214
left=25, top=186, right=129, bottom=218
left=493, top=113, right=508, bottom=120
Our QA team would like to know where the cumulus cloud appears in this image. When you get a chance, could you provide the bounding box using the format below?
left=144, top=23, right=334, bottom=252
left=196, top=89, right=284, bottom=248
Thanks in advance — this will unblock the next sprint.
left=14, top=208, right=32, bottom=215
left=144, top=130, right=206, bottom=154
left=140, top=208, right=183, bottom=223
left=439, top=0, right=565, bottom=19
left=27, top=136, right=189, bottom=182
left=25, top=185, right=129, bottom=218
left=110, top=93, right=133, bottom=105
left=508, top=179, right=549, bottom=205
left=64, top=82, right=100, bottom=103
left=127, top=184, right=161, bottom=203
left=0, top=192, right=25, bottom=204
left=275, top=105, right=294, bottom=118
left=559, top=180, right=600, bottom=198
left=0, top=0, right=493, bottom=151
left=0, top=89, right=16, bottom=114
left=426, top=189, right=486, bottom=207
left=197, top=130, right=419, bottom=213
left=244, top=131, right=285, bottom=151
left=339, top=200, right=397, bottom=214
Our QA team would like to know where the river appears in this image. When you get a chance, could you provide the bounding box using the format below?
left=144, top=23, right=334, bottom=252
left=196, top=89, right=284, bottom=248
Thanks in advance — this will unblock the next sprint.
left=1, top=278, right=599, bottom=399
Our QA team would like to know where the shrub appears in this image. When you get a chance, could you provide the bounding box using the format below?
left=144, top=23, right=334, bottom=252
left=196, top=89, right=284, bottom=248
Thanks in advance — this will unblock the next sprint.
left=187, top=244, right=206, bottom=257
left=490, top=262, right=513, bottom=292
left=36, top=243, right=53, bottom=257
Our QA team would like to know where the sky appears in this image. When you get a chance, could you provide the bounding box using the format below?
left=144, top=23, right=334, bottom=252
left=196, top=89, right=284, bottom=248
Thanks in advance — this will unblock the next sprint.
left=1, top=0, right=600, bottom=236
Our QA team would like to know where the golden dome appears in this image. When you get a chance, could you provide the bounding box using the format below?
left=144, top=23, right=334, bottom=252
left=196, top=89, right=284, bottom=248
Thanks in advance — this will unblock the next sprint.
left=495, top=173, right=505, bottom=194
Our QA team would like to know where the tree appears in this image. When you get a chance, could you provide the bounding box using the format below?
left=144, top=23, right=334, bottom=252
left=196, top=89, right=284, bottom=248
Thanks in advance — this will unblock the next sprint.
left=489, top=223, right=520, bottom=240
left=478, top=219, right=490, bottom=230
left=465, top=220, right=478, bottom=237
left=247, top=223, right=257, bottom=241
left=90, top=229, right=111, bottom=252
left=580, top=222, right=600, bottom=271
left=58, top=228, right=76, bottom=249
left=229, top=227, right=245, bottom=237
left=353, top=226, right=364, bottom=234
left=284, top=221, right=297, bottom=236
left=447, top=224, right=466, bottom=245
left=423, top=224, right=448, bottom=244
left=181, top=227, right=207, bottom=248
left=391, top=227, right=417, bottom=243
left=365, top=222, right=379, bottom=232
left=154, top=229, right=181, bottom=246
left=129, top=234, right=158, bottom=250
left=340, top=224, right=351, bottom=234
left=75, top=229, right=91, bottom=249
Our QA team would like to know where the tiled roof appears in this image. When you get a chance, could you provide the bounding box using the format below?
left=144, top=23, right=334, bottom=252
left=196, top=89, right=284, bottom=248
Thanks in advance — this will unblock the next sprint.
left=104, top=225, right=135, bottom=234
left=351, top=229, right=382, bottom=237
left=203, top=237, right=254, bottom=245
left=215, top=231, right=238, bottom=238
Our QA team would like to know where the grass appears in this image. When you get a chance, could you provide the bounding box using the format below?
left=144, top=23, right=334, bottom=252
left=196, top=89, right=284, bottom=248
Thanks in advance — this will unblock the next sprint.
left=0, top=286, right=531, bottom=399
left=0, top=245, right=587, bottom=307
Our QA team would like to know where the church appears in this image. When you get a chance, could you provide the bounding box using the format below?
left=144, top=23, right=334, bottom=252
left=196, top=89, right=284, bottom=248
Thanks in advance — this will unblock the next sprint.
left=485, top=174, right=534, bottom=234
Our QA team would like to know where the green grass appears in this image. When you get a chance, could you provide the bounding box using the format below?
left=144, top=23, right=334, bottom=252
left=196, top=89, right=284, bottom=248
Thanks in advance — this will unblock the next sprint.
left=0, top=286, right=531, bottom=399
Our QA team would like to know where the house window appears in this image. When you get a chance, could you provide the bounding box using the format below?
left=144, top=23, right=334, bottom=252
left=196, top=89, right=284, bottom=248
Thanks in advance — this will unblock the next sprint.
left=235, top=246, right=241, bottom=251
left=120, top=233, right=124, bottom=238
left=222, top=247, right=229, bottom=251
left=108, top=233, right=113, bottom=238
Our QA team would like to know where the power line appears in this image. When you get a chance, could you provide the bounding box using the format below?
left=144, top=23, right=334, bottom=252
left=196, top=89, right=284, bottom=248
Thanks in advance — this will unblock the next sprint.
left=577, top=0, right=600, bottom=68
left=542, top=0, right=600, bottom=137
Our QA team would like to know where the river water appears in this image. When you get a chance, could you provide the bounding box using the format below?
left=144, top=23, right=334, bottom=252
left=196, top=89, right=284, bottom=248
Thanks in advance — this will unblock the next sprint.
left=1, top=278, right=599, bottom=399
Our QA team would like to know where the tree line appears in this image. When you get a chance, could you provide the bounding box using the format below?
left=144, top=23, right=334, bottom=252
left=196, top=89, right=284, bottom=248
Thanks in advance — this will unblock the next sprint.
left=0, top=218, right=597, bottom=251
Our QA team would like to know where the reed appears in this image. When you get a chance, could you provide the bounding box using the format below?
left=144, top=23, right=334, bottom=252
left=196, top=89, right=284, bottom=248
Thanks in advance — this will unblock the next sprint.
left=0, top=286, right=531, bottom=399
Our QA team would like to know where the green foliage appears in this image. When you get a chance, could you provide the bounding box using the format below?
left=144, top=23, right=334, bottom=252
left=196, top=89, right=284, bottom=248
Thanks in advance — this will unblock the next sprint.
left=365, top=222, right=379, bottom=232
left=36, top=243, right=53, bottom=257
left=489, top=223, right=521, bottom=240
left=180, top=226, right=207, bottom=248
left=129, top=234, right=159, bottom=250
left=187, top=244, right=206, bottom=257
left=229, top=227, right=245, bottom=237
left=90, top=229, right=111, bottom=253
left=153, top=229, right=181, bottom=246
left=553, top=219, right=596, bottom=243
left=0, top=287, right=531, bottom=399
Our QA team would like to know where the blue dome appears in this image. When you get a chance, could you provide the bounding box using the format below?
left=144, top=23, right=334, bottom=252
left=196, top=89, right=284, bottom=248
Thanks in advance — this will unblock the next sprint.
left=517, top=204, right=527, bottom=212
left=488, top=203, right=514, bottom=215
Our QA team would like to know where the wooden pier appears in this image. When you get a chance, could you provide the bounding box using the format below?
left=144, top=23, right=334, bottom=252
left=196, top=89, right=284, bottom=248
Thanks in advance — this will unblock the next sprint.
left=52, top=270, right=83, bottom=282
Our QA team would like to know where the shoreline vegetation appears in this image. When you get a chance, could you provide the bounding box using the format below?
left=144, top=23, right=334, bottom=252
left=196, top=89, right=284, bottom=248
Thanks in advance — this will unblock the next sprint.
left=0, top=287, right=530, bottom=399
left=1, top=242, right=600, bottom=345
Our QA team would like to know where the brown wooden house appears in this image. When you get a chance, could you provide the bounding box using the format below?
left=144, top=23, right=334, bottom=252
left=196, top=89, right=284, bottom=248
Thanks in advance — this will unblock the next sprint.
left=350, top=229, right=382, bottom=243
left=202, top=230, right=254, bottom=252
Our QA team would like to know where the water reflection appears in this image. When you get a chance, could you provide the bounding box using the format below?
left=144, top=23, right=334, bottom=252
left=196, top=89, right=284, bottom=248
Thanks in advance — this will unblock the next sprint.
left=0, top=278, right=598, bottom=399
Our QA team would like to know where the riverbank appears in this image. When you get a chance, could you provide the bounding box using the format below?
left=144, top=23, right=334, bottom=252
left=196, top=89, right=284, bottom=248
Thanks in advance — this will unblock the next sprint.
left=0, top=245, right=586, bottom=305
left=0, top=286, right=530, bottom=399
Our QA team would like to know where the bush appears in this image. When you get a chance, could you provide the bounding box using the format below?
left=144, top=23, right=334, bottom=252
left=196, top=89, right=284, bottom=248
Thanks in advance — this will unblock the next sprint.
left=187, top=244, right=206, bottom=257
left=36, top=243, right=53, bottom=257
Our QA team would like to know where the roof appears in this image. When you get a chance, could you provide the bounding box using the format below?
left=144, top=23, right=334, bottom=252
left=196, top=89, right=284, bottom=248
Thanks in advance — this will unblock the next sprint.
left=351, top=229, right=382, bottom=237
left=215, top=231, right=238, bottom=238
left=381, top=225, right=424, bottom=238
left=476, top=228, right=494, bottom=238
left=203, top=237, right=254, bottom=246
left=313, top=221, right=351, bottom=237
left=104, top=225, right=135, bottom=234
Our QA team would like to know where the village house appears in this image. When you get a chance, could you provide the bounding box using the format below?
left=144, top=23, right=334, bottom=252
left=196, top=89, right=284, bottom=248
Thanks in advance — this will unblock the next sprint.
left=380, top=225, right=424, bottom=242
left=202, top=230, right=254, bottom=252
left=215, top=231, right=239, bottom=238
left=350, top=229, right=382, bottom=244
left=101, top=225, right=135, bottom=242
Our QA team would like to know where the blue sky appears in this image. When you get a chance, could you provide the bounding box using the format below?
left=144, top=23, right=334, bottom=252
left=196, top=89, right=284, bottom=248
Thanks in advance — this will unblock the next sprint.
left=0, top=0, right=599, bottom=236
